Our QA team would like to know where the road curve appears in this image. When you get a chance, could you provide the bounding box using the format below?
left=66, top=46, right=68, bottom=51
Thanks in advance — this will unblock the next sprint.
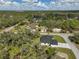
left=40, top=33, right=79, bottom=59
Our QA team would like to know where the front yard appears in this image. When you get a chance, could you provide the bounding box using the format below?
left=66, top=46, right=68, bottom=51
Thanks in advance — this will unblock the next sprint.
left=54, top=35, right=66, bottom=43
left=44, top=47, right=76, bottom=59
left=56, top=48, right=76, bottom=59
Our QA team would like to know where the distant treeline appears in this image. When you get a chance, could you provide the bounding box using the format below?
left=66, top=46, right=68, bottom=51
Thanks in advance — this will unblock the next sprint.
left=0, top=11, right=79, bottom=31
left=0, top=11, right=79, bottom=19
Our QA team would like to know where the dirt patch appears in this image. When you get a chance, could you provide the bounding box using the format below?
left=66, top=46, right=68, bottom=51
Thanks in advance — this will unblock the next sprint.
left=75, top=44, right=79, bottom=49
left=56, top=52, right=68, bottom=59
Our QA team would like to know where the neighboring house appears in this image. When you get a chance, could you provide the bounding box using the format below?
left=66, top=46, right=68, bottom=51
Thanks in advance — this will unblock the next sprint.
left=30, top=29, right=36, bottom=33
left=39, top=26, right=48, bottom=33
left=40, top=35, right=58, bottom=45
left=52, top=28, right=62, bottom=33
left=26, top=23, right=39, bottom=32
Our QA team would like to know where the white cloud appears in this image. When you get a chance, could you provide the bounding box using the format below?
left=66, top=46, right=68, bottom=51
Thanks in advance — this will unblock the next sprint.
left=0, top=0, right=20, bottom=6
left=51, top=2, right=61, bottom=6
left=22, top=0, right=28, bottom=1
left=57, top=0, right=79, bottom=2
left=0, top=0, right=79, bottom=10
left=5, top=1, right=12, bottom=5
left=22, top=0, right=38, bottom=3
left=0, top=0, right=5, bottom=2
left=12, top=2, right=20, bottom=5
left=51, top=2, right=56, bottom=4
left=33, top=2, right=49, bottom=8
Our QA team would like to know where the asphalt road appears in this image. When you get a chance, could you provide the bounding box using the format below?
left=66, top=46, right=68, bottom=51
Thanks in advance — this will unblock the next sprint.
left=40, top=33, right=79, bottom=59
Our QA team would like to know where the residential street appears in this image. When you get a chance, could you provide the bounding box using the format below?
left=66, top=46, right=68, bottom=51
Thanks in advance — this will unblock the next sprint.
left=40, top=33, right=79, bottom=59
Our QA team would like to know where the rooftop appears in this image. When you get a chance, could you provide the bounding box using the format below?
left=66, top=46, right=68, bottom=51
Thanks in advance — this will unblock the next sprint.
left=40, top=35, right=58, bottom=45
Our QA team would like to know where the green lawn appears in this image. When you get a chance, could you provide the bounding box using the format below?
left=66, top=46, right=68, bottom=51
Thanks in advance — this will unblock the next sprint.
left=56, top=48, right=76, bottom=59
left=45, top=47, right=76, bottom=59
left=54, top=35, right=66, bottom=43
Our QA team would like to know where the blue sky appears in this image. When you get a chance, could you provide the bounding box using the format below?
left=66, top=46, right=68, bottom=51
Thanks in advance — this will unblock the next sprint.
left=13, top=0, right=52, bottom=3
left=40, top=0, right=51, bottom=2
left=14, top=0, right=22, bottom=2
left=12, top=0, right=22, bottom=3
left=0, top=0, right=79, bottom=10
left=4, top=0, right=57, bottom=2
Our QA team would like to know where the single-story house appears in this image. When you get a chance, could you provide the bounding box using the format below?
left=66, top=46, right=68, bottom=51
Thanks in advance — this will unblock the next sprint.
left=52, top=28, right=62, bottom=33
left=39, top=26, right=48, bottom=33
left=40, top=35, right=58, bottom=45
left=27, top=23, right=39, bottom=32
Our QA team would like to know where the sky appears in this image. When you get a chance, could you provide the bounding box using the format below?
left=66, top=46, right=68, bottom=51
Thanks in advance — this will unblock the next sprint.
left=0, top=0, right=79, bottom=10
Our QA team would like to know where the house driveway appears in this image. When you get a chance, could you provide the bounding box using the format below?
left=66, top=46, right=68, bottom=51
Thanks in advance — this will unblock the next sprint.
left=41, top=43, right=71, bottom=49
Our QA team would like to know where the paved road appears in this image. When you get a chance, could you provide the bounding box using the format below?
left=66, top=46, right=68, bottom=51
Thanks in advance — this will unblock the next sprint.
left=40, top=33, right=79, bottom=59
left=0, top=24, right=18, bottom=33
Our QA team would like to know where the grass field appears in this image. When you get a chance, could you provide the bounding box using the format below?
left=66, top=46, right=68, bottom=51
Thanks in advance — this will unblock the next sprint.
left=56, top=48, right=76, bottom=59
left=54, top=35, right=66, bottom=43
left=45, top=47, right=76, bottom=59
